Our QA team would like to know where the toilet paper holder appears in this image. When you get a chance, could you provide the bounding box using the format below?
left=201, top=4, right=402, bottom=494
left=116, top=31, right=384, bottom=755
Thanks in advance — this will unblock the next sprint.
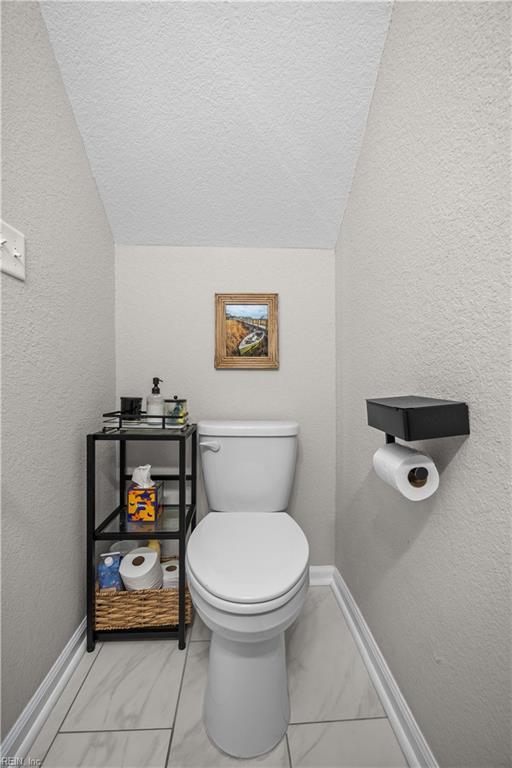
left=367, top=395, right=470, bottom=444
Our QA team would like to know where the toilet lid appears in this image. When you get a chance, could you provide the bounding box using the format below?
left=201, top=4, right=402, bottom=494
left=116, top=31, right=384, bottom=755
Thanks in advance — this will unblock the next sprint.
left=186, top=513, right=309, bottom=604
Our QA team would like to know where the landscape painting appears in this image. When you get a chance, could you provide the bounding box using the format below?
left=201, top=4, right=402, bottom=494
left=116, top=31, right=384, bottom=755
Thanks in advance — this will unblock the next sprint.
left=225, top=304, right=268, bottom=357
left=215, top=293, right=278, bottom=369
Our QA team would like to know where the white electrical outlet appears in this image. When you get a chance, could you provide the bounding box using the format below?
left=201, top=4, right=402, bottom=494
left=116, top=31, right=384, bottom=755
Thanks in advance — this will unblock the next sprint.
left=1, top=220, right=26, bottom=281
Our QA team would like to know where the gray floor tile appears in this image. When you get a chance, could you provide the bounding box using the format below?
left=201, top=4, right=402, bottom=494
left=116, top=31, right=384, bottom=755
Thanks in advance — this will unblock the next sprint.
left=32, top=586, right=396, bottom=768
left=288, top=720, right=408, bottom=768
left=43, top=729, right=171, bottom=768
left=168, top=643, right=289, bottom=768
left=62, top=641, right=186, bottom=732
left=287, top=587, right=385, bottom=723
left=190, top=614, right=211, bottom=642
left=28, top=644, right=102, bottom=763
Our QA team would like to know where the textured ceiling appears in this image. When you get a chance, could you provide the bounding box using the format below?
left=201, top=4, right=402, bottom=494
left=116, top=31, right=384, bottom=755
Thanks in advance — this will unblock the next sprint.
left=41, top=1, right=391, bottom=248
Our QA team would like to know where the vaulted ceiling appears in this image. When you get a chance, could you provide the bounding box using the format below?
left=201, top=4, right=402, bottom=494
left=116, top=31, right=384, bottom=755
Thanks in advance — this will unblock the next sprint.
left=41, top=1, right=391, bottom=248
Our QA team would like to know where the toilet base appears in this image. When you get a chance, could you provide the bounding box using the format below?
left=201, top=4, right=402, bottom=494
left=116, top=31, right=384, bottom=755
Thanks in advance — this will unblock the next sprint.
left=204, top=631, right=290, bottom=758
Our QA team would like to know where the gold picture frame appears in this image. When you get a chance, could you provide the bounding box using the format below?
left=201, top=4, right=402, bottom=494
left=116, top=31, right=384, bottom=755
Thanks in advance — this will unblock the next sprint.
left=215, top=293, right=279, bottom=369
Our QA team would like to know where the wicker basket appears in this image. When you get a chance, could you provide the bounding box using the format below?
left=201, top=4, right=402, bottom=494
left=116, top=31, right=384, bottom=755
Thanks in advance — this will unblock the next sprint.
left=95, top=581, right=193, bottom=631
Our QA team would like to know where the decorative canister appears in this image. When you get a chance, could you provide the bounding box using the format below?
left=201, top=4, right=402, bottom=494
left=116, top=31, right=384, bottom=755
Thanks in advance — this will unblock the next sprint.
left=164, top=396, right=188, bottom=427
left=164, top=396, right=187, bottom=419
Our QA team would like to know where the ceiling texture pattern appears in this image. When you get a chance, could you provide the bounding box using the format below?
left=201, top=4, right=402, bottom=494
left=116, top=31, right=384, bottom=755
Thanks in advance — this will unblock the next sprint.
left=42, top=1, right=391, bottom=248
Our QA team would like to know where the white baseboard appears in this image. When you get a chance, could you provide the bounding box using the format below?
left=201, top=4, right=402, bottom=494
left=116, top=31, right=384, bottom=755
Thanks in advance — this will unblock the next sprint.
left=328, top=567, right=439, bottom=768
left=1, top=619, right=86, bottom=760
left=309, top=565, right=335, bottom=586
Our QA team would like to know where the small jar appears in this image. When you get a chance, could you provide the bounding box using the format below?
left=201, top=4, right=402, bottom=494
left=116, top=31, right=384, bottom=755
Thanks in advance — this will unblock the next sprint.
left=164, top=396, right=188, bottom=424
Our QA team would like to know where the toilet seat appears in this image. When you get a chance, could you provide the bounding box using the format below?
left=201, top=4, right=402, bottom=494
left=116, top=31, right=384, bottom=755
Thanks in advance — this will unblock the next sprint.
left=187, top=560, right=309, bottom=616
left=186, top=512, right=309, bottom=612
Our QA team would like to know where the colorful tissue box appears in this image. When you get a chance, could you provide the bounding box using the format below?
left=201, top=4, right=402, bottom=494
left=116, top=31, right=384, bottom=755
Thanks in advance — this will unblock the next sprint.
left=127, top=481, right=163, bottom=522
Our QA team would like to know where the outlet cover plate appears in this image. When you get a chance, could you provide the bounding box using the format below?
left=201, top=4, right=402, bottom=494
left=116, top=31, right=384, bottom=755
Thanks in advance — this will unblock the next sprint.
left=1, top=220, right=26, bottom=281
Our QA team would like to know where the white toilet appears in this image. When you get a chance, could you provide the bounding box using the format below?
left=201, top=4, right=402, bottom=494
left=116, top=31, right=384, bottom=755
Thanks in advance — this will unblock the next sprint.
left=186, top=420, right=309, bottom=758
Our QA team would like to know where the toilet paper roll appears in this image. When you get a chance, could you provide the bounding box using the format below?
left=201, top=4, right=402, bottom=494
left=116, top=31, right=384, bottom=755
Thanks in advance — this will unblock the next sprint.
left=161, top=561, right=179, bottom=589
left=120, top=547, right=163, bottom=591
left=373, top=443, right=439, bottom=501
left=109, top=540, right=141, bottom=557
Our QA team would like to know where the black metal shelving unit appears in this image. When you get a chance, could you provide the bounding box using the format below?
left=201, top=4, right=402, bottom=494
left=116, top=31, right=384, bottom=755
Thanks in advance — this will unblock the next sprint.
left=86, top=423, right=197, bottom=652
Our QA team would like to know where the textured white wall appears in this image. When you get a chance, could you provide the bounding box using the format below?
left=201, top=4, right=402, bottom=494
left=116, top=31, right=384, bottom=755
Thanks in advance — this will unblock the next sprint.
left=116, top=246, right=335, bottom=565
left=41, top=0, right=391, bottom=248
left=1, top=2, right=115, bottom=737
left=334, top=3, right=511, bottom=767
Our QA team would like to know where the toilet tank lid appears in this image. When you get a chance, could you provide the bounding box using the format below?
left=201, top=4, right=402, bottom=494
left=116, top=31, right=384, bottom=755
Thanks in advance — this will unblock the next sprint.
left=198, top=420, right=299, bottom=437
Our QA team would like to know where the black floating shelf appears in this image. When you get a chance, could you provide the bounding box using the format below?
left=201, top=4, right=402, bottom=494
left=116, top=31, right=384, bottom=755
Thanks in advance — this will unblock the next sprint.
left=366, top=396, right=470, bottom=442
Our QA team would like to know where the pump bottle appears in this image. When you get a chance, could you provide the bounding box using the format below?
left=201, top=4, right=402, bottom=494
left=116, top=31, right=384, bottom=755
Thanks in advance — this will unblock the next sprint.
left=147, top=377, right=164, bottom=417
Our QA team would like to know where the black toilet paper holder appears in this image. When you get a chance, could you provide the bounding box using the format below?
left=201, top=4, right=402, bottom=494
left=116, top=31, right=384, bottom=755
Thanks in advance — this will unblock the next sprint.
left=366, top=395, right=470, bottom=444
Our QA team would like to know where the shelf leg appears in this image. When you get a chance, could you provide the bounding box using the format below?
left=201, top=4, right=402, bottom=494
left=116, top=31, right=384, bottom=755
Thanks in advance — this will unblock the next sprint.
left=119, top=439, right=126, bottom=507
left=178, top=436, right=186, bottom=650
left=86, top=434, right=96, bottom=652
left=191, top=429, right=197, bottom=532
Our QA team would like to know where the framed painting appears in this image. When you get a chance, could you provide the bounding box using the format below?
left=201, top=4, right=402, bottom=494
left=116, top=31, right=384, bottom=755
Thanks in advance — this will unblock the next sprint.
left=215, top=293, right=279, bottom=369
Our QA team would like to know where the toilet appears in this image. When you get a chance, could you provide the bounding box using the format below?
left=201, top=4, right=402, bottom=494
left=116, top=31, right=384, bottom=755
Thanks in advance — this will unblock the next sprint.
left=186, top=420, right=309, bottom=758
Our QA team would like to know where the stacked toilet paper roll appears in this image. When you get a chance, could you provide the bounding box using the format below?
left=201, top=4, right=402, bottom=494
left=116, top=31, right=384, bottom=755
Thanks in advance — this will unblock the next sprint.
left=109, top=540, right=141, bottom=557
left=373, top=443, right=439, bottom=501
left=161, top=561, right=180, bottom=589
left=119, top=547, right=163, bottom=591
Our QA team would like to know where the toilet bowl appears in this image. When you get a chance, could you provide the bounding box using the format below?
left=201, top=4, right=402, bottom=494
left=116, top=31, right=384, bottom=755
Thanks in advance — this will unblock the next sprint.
left=186, top=420, right=309, bottom=758
left=187, top=512, right=309, bottom=758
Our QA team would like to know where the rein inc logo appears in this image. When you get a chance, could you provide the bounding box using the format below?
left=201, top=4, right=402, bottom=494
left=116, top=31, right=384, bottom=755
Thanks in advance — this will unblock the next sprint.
left=1, top=759, right=41, bottom=766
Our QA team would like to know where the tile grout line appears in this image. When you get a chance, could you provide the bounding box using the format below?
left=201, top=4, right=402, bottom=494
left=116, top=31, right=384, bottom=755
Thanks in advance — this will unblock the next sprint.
left=289, top=715, right=388, bottom=727
left=285, top=732, right=293, bottom=768
left=51, top=728, right=174, bottom=734
left=164, top=636, right=194, bottom=768
left=40, top=644, right=106, bottom=765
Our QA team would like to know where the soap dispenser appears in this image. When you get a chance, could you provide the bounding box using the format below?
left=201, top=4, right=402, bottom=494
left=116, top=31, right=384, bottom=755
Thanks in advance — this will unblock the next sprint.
left=147, top=377, right=164, bottom=418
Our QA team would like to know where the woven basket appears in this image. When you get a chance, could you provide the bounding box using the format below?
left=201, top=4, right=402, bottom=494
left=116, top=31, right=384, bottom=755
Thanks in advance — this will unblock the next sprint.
left=95, top=573, right=193, bottom=631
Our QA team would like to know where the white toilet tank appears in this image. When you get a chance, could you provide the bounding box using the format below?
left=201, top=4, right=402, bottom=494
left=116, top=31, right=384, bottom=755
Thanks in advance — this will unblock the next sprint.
left=198, top=420, right=299, bottom=513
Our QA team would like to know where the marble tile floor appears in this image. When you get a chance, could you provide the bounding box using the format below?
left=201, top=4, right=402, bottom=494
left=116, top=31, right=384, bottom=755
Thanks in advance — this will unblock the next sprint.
left=30, top=587, right=408, bottom=768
